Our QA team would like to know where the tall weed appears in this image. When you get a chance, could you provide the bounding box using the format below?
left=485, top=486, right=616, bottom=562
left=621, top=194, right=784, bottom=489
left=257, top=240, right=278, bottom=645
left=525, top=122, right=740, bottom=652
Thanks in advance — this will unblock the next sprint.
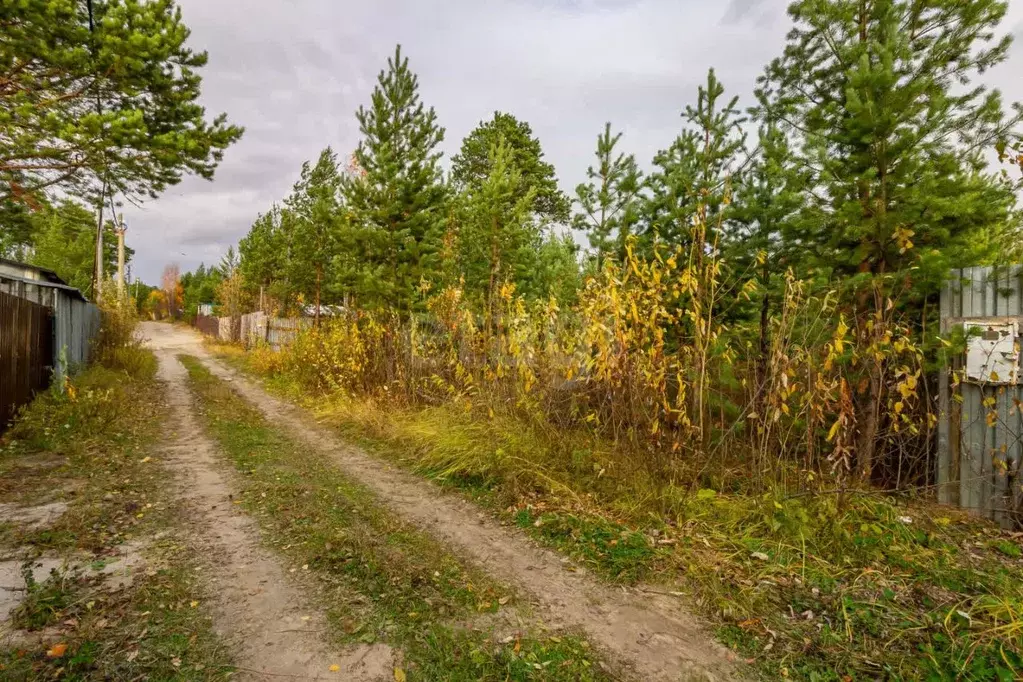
left=253, top=230, right=931, bottom=501
left=93, top=282, right=153, bottom=378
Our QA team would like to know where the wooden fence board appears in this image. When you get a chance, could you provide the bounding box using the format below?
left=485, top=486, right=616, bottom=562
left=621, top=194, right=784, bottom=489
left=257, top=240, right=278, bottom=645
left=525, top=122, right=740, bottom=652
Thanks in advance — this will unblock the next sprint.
left=0, top=291, right=53, bottom=432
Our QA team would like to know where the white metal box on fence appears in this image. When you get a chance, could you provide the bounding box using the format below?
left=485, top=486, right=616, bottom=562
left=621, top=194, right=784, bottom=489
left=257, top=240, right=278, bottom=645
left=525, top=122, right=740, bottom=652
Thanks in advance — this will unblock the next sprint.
left=939, top=266, right=1023, bottom=527
left=963, top=321, right=1019, bottom=384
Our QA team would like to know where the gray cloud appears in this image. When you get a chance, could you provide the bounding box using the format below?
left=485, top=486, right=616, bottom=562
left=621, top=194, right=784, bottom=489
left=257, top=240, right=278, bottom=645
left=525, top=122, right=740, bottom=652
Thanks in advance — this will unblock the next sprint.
left=722, top=0, right=768, bottom=24
left=124, top=0, right=1023, bottom=283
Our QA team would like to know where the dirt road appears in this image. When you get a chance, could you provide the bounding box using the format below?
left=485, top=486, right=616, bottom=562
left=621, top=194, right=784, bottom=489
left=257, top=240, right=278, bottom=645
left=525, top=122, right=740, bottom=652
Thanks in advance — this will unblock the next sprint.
left=146, top=323, right=393, bottom=681
left=141, top=321, right=739, bottom=681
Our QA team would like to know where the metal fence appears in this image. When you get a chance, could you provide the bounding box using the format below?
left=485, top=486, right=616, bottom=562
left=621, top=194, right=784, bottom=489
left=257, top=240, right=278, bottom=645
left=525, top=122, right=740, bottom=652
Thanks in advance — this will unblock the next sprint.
left=0, top=291, right=53, bottom=432
left=52, top=295, right=101, bottom=381
left=938, top=265, right=1023, bottom=527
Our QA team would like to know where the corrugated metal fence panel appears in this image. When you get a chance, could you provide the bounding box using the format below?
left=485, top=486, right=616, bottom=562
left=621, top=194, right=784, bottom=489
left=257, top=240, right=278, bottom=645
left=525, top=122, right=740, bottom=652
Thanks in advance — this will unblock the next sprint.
left=50, top=296, right=101, bottom=384
left=939, top=266, right=1023, bottom=527
left=0, top=291, right=53, bottom=432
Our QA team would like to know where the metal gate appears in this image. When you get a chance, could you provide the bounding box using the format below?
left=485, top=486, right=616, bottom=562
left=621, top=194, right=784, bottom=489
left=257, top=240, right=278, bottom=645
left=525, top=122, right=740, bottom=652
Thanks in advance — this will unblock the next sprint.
left=0, top=290, right=54, bottom=432
left=938, top=265, right=1023, bottom=526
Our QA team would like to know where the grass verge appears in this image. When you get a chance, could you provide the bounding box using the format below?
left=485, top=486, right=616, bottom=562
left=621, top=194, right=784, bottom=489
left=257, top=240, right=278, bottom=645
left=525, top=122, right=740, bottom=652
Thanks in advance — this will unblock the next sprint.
left=213, top=343, right=1023, bottom=681
left=0, top=349, right=232, bottom=680
left=180, top=354, right=610, bottom=681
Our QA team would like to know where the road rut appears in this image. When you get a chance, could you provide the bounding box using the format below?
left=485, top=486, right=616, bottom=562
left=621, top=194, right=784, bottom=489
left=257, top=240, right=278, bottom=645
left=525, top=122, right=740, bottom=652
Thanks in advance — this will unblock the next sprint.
left=142, top=321, right=739, bottom=682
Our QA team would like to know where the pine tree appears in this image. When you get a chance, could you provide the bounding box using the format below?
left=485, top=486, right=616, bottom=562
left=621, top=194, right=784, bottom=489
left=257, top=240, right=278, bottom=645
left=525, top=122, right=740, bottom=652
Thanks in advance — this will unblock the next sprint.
left=452, top=112, right=570, bottom=225
left=1, top=0, right=243, bottom=199
left=218, top=245, right=240, bottom=278
left=239, top=205, right=287, bottom=311
left=757, top=0, right=1022, bottom=479
left=641, top=70, right=747, bottom=255
left=28, top=200, right=125, bottom=292
left=759, top=0, right=1019, bottom=294
left=531, top=231, right=582, bottom=307
left=342, top=45, right=448, bottom=314
left=573, top=123, right=643, bottom=269
left=285, top=148, right=342, bottom=325
left=726, top=122, right=807, bottom=388
left=458, top=137, right=536, bottom=331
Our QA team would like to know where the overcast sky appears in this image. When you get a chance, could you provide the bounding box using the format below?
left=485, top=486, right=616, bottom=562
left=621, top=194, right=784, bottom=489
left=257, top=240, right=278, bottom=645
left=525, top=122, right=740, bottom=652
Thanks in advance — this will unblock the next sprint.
left=125, top=0, right=1023, bottom=284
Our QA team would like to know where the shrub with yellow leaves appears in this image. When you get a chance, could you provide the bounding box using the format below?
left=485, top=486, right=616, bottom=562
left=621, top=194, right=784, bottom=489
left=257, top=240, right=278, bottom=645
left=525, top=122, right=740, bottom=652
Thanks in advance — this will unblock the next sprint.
left=256, top=218, right=933, bottom=499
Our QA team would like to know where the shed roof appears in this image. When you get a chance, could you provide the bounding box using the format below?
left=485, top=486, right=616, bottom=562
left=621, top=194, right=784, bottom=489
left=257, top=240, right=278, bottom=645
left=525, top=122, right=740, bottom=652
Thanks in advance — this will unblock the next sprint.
left=0, top=258, right=69, bottom=285
left=0, top=265, right=89, bottom=303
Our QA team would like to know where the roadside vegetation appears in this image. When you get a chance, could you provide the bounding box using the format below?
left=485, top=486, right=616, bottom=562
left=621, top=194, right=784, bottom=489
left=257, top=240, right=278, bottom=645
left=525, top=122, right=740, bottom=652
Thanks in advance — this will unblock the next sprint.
left=180, top=354, right=611, bottom=681
left=214, top=335, right=1023, bottom=680
left=0, top=300, right=232, bottom=680
left=186, top=1, right=1023, bottom=679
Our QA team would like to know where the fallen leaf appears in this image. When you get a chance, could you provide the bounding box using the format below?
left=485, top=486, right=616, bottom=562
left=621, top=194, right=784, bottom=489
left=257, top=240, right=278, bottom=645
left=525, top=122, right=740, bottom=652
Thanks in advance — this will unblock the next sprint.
left=394, top=668, right=407, bottom=682
left=46, top=643, right=68, bottom=658
left=190, top=601, right=199, bottom=608
left=329, top=664, right=340, bottom=673
left=498, top=596, right=510, bottom=605
left=171, top=657, right=181, bottom=668
left=751, top=551, right=769, bottom=561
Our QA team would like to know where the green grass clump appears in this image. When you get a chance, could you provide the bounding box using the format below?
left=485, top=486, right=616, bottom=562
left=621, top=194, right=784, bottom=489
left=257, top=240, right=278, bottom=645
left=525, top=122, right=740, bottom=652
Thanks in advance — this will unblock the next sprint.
left=181, top=354, right=609, bottom=681
left=12, top=566, right=78, bottom=631
left=513, top=508, right=659, bottom=583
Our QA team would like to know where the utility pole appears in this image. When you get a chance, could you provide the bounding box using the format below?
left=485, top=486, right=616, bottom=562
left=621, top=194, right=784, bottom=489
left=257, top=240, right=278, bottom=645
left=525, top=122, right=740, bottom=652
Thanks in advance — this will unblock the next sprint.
left=116, top=213, right=127, bottom=297
left=93, top=193, right=105, bottom=297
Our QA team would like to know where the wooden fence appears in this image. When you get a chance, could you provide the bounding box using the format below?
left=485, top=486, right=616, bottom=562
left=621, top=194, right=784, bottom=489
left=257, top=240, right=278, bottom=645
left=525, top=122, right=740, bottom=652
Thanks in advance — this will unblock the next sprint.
left=195, top=314, right=221, bottom=338
left=0, top=291, right=53, bottom=432
left=194, top=313, right=311, bottom=351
